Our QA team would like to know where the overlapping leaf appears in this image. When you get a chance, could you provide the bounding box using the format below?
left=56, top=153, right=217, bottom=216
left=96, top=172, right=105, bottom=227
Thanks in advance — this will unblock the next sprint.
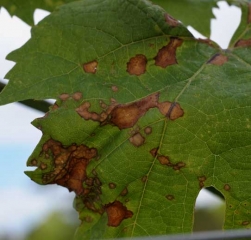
left=152, top=0, right=219, bottom=37
left=0, top=0, right=251, bottom=238
left=0, top=0, right=78, bottom=25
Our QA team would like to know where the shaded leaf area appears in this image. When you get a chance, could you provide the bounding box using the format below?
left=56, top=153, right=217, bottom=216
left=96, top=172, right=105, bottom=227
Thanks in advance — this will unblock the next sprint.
left=0, top=0, right=251, bottom=238
left=151, top=0, right=219, bottom=37
left=0, top=0, right=78, bottom=25
left=0, top=82, right=51, bottom=113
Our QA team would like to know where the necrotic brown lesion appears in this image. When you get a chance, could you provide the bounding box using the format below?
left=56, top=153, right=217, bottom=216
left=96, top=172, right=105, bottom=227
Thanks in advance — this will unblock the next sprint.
left=83, top=60, right=98, bottom=73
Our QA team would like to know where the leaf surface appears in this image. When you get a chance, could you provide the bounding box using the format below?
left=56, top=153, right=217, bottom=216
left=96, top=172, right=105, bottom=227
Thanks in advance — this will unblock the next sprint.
left=0, top=0, right=251, bottom=238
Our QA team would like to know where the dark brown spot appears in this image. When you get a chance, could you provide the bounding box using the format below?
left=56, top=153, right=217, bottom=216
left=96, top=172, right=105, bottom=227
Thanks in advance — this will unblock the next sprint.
left=40, top=162, right=47, bottom=170
left=110, top=93, right=159, bottom=129
left=72, top=92, right=82, bottom=101
left=208, top=54, right=228, bottom=66
left=235, top=39, right=251, bottom=47
left=154, top=38, right=183, bottom=68
left=224, top=184, right=231, bottom=191
left=94, top=177, right=102, bottom=186
left=41, top=139, right=97, bottom=195
left=120, top=187, right=128, bottom=196
left=105, top=201, right=133, bottom=227
left=127, top=54, right=147, bottom=76
left=59, top=93, right=70, bottom=101
left=85, top=177, right=94, bottom=186
left=198, top=176, right=207, bottom=182
left=164, top=13, right=179, bottom=27
left=150, top=147, right=159, bottom=157
left=129, top=132, right=145, bottom=147
left=198, top=176, right=207, bottom=189
left=158, top=101, right=184, bottom=120
left=174, top=162, right=186, bottom=170
left=83, top=60, right=98, bottom=74
left=242, top=221, right=250, bottom=226
left=144, top=126, right=152, bottom=135
left=109, top=183, right=117, bottom=189
left=141, top=175, right=147, bottom=183
left=166, top=194, right=175, bottom=201
left=51, top=103, right=59, bottom=111
left=30, top=159, right=38, bottom=166
left=92, top=169, right=97, bottom=176
left=157, top=155, right=170, bottom=165
left=111, top=85, right=119, bottom=92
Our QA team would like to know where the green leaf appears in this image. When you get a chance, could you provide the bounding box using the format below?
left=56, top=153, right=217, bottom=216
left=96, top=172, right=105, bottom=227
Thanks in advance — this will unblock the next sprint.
left=228, top=1, right=251, bottom=47
left=0, top=0, right=78, bottom=25
left=1, top=0, right=251, bottom=238
left=151, top=0, right=219, bottom=37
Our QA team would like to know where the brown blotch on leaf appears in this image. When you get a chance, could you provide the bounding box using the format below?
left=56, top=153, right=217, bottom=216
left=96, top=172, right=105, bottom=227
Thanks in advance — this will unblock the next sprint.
left=154, top=38, right=183, bottom=68
left=105, top=200, right=133, bottom=227
left=72, top=92, right=82, bottom=101
left=41, top=139, right=97, bottom=196
left=150, top=147, right=159, bottom=157
left=99, top=100, right=107, bottom=109
left=83, top=60, right=98, bottom=74
left=158, top=101, right=184, bottom=120
left=235, top=39, right=251, bottom=48
left=208, top=54, right=228, bottom=66
left=242, top=221, right=250, bottom=226
left=141, top=175, right=147, bottom=183
left=110, top=93, right=159, bottom=129
left=127, top=54, right=147, bottom=76
left=59, top=93, right=70, bottom=101
left=85, top=177, right=94, bottom=186
left=94, top=177, right=102, bottom=186
left=51, top=103, right=59, bottom=111
left=144, top=126, right=152, bottom=135
left=120, top=187, right=128, bottom=196
left=109, top=183, right=117, bottom=189
left=157, top=155, right=170, bottom=165
left=166, top=194, right=175, bottom=201
left=30, top=159, right=38, bottom=166
left=92, top=169, right=97, bottom=176
left=129, top=132, right=145, bottom=147
left=111, top=85, right=119, bottom=92
left=173, top=161, right=186, bottom=170
left=40, top=162, right=47, bottom=170
left=224, top=184, right=231, bottom=191
left=198, top=176, right=207, bottom=189
left=164, top=13, right=179, bottom=27
left=76, top=102, right=100, bottom=121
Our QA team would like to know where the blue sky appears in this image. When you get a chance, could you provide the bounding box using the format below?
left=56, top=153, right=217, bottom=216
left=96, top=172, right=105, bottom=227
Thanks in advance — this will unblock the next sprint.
left=0, top=2, right=241, bottom=238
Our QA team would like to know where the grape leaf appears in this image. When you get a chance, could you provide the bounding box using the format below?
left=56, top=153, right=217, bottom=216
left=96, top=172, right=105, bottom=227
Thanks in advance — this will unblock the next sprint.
left=151, top=0, right=219, bottom=37
left=228, top=1, right=251, bottom=47
left=0, top=0, right=251, bottom=238
left=0, top=0, right=78, bottom=25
